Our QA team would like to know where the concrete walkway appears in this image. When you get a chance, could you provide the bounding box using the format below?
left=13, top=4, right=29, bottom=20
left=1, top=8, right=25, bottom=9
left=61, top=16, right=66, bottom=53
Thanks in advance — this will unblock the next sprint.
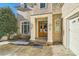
left=52, top=45, right=75, bottom=56
left=0, top=41, right=75, bottom=56
left=0, top=41, right=9, bottom=45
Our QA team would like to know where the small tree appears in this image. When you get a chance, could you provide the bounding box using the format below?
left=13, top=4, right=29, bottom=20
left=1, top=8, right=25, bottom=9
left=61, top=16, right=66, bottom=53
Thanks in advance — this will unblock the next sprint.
left=0, top=7, right=17, bottom=39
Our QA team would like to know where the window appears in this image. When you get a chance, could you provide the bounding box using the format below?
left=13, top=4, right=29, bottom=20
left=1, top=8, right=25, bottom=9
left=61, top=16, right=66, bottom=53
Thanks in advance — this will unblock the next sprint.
left=40, top=3, right=46, bottom=8
left=24, top=3, right=27, bottom=8
left=21, top=22, right=29, bottom=34
left=24, top=3, right=34, bottom=8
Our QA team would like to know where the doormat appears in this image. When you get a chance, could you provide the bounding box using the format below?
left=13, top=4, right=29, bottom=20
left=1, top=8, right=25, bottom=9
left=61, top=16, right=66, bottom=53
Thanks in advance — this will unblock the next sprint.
left=32, top=44, right=43, bottom=49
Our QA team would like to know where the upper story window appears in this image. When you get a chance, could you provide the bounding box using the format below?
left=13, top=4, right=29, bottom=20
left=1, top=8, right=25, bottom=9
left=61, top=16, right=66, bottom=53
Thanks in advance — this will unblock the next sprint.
left=40, top=3, right=46, bottom=8
left=24, top=3, right=27, bottom=8
left=24, top=3, right=34, bottom=8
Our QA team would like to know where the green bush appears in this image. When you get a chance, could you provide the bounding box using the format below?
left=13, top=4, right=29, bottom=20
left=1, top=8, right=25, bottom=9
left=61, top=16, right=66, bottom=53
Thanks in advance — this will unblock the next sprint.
left=0, top=7, right=17, bottom=39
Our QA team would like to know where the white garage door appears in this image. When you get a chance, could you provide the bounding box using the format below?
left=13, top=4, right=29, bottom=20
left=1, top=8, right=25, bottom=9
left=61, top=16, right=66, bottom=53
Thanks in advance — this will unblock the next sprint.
left=69, top=17, right=79, bottom=55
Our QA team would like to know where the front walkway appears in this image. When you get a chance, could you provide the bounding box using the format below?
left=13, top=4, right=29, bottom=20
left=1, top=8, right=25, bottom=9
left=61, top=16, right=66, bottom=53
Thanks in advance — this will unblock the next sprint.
left=0, top=41, right=75, bottom=56
left=52, top=45, right=75, bottom=56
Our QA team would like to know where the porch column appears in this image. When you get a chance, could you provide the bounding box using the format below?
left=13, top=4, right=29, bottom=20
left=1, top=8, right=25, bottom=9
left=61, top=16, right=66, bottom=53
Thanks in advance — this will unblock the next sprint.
left=30, top=16, right=36, bottom=41
left=47, top=14, right=53, bottom=43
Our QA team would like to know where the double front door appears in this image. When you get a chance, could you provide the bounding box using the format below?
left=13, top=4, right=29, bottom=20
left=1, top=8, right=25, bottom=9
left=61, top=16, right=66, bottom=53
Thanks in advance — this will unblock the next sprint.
left=38, top=21, right=47, bottom=37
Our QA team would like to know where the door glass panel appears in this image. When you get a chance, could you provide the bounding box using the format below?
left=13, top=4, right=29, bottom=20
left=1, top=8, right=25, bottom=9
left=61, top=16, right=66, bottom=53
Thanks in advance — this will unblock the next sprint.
left=40, top=22, right=42, bottom=32
left=44, top=21, right=47, bottom=32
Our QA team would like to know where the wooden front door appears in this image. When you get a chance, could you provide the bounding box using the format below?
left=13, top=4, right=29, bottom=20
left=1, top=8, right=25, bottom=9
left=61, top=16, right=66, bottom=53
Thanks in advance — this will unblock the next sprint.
left=38, top=21, right=47, bottom=37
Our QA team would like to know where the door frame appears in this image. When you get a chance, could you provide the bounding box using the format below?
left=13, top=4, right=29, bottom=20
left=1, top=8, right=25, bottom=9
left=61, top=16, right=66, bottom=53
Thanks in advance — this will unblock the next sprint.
left=35, top=17, right=48, bottom=38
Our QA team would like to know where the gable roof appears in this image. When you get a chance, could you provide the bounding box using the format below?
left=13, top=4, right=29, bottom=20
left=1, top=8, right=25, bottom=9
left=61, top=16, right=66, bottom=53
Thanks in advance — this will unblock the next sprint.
left=17, top=13, right=26, bottom=21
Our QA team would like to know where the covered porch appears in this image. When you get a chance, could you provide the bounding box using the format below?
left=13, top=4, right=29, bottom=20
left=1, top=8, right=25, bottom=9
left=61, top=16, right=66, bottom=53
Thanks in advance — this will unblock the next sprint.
left=30, top=13, right=53, bottom=44
left=30, top=13, right=62, bottom=45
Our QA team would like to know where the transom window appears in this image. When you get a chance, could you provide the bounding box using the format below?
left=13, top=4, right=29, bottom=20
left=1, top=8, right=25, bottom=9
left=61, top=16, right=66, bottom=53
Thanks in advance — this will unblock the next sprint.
left=21, top=22, right=29, bottom=34
left=40, top=3, right=46, bottom=8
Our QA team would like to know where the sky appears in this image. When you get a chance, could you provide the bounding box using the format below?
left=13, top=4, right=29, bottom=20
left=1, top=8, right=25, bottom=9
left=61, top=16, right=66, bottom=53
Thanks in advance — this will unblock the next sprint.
left=0, top=3, right=20, bottom=16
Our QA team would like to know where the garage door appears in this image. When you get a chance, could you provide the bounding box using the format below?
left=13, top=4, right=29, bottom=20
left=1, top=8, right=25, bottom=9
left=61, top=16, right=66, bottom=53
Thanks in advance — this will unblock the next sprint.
left=69, top=17, right=79, bottom=55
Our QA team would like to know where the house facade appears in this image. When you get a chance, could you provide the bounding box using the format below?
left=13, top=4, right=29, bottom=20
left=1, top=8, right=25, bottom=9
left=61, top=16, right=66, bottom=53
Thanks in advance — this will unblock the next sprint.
left=17, top=3, right=63, bottom=44
left=17, top=3, right=79, bottom=55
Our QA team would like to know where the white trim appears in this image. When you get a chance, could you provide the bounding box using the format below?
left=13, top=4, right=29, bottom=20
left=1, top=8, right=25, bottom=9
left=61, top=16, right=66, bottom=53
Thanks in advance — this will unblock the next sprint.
left=66, top=19, right=70, bottom=49
left=36, top=18, right=47, bottom=38
left=63, top=6, right=79, bottom=19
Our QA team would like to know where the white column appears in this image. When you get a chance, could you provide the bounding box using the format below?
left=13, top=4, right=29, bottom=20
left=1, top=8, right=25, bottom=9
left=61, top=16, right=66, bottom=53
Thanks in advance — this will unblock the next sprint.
left=30, top=16, right=36, bottom=41
left=63, top=18, right=70, bottom=49
left=47, top=14, right=53, bottom=43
